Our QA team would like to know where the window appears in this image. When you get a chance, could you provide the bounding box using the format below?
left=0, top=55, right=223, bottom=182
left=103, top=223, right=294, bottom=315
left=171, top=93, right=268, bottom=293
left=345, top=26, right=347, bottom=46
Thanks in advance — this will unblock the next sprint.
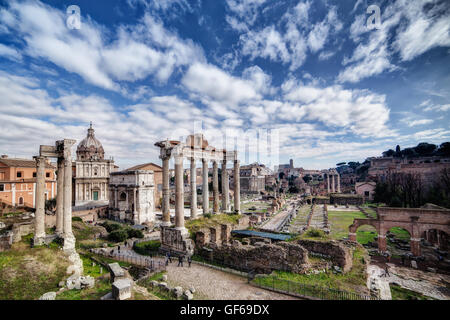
left=33, top=172, right=36, bottom=177
left=120, top=192, right=127, bottom=201
left=19, top=197, right=24, bottom=205
left=46, top=172, right=50, bottom=178
left=364, top=191, right=370, bottom=197
left=0, top=184, right=4, bottom=191
left=17, top=171, right=23, bottom=178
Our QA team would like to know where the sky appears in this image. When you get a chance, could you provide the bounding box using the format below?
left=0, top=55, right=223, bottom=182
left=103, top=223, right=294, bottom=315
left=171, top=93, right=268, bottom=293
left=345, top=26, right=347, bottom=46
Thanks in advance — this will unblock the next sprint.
left=0, top=0, right=449, bottom=170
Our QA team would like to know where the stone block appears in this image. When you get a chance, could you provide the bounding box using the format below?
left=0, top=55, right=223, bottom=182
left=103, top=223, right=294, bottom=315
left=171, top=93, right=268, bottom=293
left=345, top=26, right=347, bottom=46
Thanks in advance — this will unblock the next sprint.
left=172, top=286, right=183, bottom=299
left=162, top=274, right=168, bottom=282
left=80, top=276, right=95, bottom=289
left=411, top=260, right=418, bottom=269
left=108, top=262, right=125, bottom=282
left=112, top=278, right=133, bottom=300
left=183, top=290, right=193, bottom=300
left=39, top=292, right=56, bottom=300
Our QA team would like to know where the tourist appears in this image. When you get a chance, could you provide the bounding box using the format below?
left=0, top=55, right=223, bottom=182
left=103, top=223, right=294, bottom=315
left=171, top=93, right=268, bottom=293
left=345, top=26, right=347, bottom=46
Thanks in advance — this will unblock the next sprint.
left=165, top=256, right=169, bottom=266
left=188, top=256, right=192, bottom=268
left=401, top=255, right=405, bottom=266
left=167, top=251, right=172, bottom=263
left=178, top=255, right=184, bottom=267
left=384, top=265, right=390, bottom=277
left=118, top=245, right=121, bottom=253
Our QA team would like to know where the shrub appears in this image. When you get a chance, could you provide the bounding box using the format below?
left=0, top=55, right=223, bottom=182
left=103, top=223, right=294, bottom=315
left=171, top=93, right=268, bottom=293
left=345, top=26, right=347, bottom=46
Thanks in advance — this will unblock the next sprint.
left=204, top=213, right=212, bottom=219
left=304, top=228, right=325, bottom=238
left=100, top=221, right=121, bottom=233
left=72, top=217, right=83, bottom=222
left=108, top=230, right=128, bottom=242
left=134, top=240, right=161, bottom=255
left=126, top=228, right=144, bottom=239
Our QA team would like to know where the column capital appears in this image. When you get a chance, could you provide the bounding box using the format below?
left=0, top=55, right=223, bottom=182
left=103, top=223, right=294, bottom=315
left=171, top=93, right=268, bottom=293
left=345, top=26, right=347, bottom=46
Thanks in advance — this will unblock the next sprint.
left=33, top=155, right=46, bottom=166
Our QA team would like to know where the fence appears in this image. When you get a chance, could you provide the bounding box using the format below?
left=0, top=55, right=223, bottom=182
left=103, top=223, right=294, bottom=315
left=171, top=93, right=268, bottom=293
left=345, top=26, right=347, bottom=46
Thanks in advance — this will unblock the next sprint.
left=252, top=275, right=378, bottom=300
left=93, top=249, right=166, bottom=274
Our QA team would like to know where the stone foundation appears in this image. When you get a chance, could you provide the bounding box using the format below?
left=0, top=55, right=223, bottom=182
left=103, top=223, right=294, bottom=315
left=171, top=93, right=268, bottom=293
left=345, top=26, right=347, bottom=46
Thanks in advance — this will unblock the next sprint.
left=197, top=240, right=310, bottom=274
left=0, top=231, right=13, bottom=252
left=160, top=226, right=194, bottom=256
left=297, top=239, right=353, bottom=272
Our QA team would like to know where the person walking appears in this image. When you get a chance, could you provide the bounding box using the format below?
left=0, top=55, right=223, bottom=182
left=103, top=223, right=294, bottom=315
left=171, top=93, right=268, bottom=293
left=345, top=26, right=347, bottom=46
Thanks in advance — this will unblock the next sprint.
left=188, top=255, right=192, bottom=268
left=401, top=255, right=405, bottom=266
left=165, top=256, right=169, bottom=266
left=178, top=255, right=184, bottom=267
left=118, top=245, right=120, bottom=253
left=168, top=251, right=172, bottom=263
left=384, top=265, right=390, bottom=277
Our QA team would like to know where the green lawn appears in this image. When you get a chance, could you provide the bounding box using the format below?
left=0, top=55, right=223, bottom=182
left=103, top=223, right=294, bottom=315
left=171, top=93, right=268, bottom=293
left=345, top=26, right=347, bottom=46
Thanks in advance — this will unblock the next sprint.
left=0, top=240, right=70, bottom=300
left=56, top=277, right=111, bottom=300
left=328, top=211, right=367, bottom=240
left=390, top=284, right=435, bottom=300
left=254, top=246, right=369, bottom=296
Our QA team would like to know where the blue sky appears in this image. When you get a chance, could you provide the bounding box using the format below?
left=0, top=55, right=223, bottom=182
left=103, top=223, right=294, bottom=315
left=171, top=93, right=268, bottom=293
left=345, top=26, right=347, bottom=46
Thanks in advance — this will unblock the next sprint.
left=0, top=0, right=449, bottom=170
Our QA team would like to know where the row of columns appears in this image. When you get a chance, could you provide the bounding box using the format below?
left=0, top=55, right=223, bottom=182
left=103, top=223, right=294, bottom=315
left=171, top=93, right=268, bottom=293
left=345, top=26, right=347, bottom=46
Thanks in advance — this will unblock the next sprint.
left=34, top=141, right=75, bottom=251
left=326, top=173, right=341, bottom=193
left=161, top=157, right=241, bottom=231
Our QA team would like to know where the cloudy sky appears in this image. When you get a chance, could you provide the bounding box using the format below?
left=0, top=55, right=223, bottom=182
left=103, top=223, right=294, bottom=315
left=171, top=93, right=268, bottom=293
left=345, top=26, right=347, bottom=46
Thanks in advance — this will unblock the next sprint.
left=0, top=0, right=449, bottom=170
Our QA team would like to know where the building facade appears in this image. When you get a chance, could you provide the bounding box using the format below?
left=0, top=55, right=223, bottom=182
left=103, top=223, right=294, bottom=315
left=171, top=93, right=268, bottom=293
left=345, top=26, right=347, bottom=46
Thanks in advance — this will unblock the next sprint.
left=126, top=163, right=163, bottom=209
left=0, top=155, right=56, bottom=208
left=72, top=124, right=116, bottom=206
left=108, top=170, right=155, bottom=224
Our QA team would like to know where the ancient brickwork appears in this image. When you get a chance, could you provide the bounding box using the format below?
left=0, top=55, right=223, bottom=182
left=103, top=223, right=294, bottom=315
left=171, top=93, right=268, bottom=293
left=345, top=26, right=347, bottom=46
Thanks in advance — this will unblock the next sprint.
left=297, top=239, right=353, bottom=272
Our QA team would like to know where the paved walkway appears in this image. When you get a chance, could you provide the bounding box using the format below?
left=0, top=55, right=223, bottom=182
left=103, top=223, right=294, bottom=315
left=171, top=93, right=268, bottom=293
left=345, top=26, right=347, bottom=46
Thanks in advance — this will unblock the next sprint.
left=367, top=265, right=392, bottom=300
left=165, top=262, right=299, bottom=300
left=260, top=200, right=298, bottom=232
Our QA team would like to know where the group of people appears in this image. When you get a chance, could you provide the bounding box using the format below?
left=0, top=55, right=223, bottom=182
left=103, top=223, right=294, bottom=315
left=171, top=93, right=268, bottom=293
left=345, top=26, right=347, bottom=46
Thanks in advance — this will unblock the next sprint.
left=165, top=251, right=192, bottom=268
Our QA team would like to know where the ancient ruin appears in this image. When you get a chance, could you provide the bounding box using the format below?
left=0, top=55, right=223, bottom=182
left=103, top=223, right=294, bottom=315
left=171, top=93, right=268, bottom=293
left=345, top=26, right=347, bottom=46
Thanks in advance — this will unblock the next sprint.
left=34, top=139, right=76, bottom=251
left=155, top=134, right=240, bottom=255
left=349, top=206, right=450, bottom=256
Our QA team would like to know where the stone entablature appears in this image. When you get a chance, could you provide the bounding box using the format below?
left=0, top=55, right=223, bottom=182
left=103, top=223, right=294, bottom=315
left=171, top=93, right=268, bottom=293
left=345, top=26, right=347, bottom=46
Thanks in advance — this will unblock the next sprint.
left=108, top=170, right=155, bottom=224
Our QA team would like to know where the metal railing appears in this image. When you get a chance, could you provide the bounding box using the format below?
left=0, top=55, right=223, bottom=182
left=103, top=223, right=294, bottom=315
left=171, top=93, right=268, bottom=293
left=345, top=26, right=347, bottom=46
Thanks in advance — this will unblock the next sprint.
left=252, top=275, right=379, bottom=300
left=93, top=249, right=166, bottom=273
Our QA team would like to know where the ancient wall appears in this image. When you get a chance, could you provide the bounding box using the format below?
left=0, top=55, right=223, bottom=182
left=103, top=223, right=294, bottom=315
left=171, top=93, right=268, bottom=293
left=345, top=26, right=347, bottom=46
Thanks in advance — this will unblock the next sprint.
left=0, top=232, right=13, bottom=251
left=198, top=240, right=310, bottom=274
left=297, top=239, right=353, bottom=272
left=11, top=222, right=34, bottom=243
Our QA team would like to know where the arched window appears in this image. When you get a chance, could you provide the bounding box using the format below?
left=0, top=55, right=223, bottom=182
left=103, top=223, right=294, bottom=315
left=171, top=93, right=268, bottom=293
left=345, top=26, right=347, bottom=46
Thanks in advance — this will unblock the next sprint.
left=120, top=192, right=127, bottom=201
left=19, top=197, right=24, bottom=205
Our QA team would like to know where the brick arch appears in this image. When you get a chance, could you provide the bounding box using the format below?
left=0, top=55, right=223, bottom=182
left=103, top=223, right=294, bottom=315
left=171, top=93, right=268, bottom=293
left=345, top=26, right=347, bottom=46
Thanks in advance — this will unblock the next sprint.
left=418, top=224, right=450, bottom=236
left=380, top=223, right=412, bottom=238
left=348, top=218, right=380, bottom=242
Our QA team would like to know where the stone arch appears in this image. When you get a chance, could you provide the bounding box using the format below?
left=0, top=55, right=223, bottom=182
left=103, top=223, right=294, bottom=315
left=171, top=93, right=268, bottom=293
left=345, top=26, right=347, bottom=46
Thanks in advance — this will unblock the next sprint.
left=18, top=196, right=24, bottom=206
left=354, top=223, right=378, bottom=246
left=420, top=226, right=450, bottom=251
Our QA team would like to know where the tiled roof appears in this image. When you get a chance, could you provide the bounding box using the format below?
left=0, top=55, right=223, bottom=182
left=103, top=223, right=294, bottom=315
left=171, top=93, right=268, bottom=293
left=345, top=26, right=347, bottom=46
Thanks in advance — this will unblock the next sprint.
left=0, top=158, right=55, bottom=169
left=126, top=162, right=162, bottom=171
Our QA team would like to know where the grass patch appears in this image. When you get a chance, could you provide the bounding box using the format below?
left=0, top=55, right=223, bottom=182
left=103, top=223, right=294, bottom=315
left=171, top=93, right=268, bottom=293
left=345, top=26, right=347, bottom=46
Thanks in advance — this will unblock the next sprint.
left=137, top=271, right=175, bottom=300
left=56, top=277, right=111, bottom=300
left=0, top=241, right=70, bottom=300
left=390, top=284, right=435, bottom=300
left=185, top=214, right=242, bottom=238
left=388, top=227, right=410, bottom=241
left=254, top=245, right=369, bottom=296
left=133, top=240, right=161, bottom=256
left=328, top=211, right=367, bottom=240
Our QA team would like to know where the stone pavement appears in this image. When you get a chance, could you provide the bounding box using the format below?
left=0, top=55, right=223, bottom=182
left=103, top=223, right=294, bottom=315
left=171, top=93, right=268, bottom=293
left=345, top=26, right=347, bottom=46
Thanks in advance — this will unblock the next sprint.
left=165, top=262, right=299, bottom=300
left=367, top=265, right=392, bottom=300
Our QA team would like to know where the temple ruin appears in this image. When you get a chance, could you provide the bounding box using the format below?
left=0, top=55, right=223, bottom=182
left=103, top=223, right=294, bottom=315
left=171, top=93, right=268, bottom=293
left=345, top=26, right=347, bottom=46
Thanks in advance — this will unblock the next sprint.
left=34, top=139, right=76, bottom=251
left=154, top=134, right=240, bottom=255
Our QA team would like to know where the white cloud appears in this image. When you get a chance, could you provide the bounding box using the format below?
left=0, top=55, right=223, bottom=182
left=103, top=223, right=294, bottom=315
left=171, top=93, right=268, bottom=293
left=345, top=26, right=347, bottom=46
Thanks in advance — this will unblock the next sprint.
left=0, top=43, right=22, bottom=61
left=0, top=1, right=204, bottom=92
left=340, top=0, right=450, bottom=83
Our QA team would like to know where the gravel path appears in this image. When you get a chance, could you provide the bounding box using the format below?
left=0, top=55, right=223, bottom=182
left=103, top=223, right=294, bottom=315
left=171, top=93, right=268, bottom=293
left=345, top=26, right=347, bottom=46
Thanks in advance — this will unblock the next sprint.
left=165, top=262, right=299, bottom=300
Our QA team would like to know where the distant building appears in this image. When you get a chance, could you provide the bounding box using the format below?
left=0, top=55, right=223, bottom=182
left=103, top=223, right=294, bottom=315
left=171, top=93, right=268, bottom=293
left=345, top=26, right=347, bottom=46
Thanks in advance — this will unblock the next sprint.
left=72, top=123, right=117, bottom=206
left=126, top=163, right=162, bottom=209
left=355, top=181, right=376, bottom=201
left=0, top=155, right=56, bottom=208
left=108, top=169, right=155, bottom=224
left=240, top=163, right=272, bottom=194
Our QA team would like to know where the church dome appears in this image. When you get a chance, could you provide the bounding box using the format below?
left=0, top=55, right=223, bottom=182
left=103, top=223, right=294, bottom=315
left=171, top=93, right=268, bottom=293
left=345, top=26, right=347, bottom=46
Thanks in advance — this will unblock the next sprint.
left=76, top=123, right=105, bottom=161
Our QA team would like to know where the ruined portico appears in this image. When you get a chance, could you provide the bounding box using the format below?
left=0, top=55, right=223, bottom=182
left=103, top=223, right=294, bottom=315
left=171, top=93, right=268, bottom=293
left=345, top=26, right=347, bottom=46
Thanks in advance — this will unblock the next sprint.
left=326, top=170, right=341, bottom=193
left=34, top=139, right=77, bottom=251
left=155, top=134, right=240, bottom=255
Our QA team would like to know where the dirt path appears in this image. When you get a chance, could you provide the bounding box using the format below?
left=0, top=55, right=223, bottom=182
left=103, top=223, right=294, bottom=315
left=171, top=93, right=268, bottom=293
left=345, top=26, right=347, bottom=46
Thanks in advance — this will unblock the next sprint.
left=165, top=262, right=299, bottom=300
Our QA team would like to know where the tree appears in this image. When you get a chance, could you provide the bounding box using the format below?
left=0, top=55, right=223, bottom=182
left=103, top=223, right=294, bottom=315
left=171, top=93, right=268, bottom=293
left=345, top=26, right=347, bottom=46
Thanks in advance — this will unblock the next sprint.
left=415, top=142, right=437, bottom=156
left=303, top=176, right=312, bottom=183
left=437, top=142, right=450, bottom=156
left=336, top=162, right=346, bottom=166
left=382, top=149, right=395, bottom=157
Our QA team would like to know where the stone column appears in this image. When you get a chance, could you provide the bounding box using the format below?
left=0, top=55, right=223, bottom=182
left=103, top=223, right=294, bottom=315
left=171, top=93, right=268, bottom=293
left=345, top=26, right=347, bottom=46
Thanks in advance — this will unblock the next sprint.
left=190, top=158, right=197, bottom=219
left=234, top=160, right=240, bottom=214
left=377, top=234, right=387, bottom=252
left=56, top=157, right=64, bottom=236
left=327, top=174, right=330, bottom=193
left=222, top=160, right=229, bottom=211
left=114, top=187, right=118, bottom=208
left=212, top=161, right=219, bottom=214
left=174, top=155, right=185, bottom=231
left=202, top=158, right=209, bottom=215
left=410, top=238, right=421, bottom=257
left=161, top=157, right=171, bottom=226
left=337, top=174, right=341, bottom=193
left=33, top=156, right=46, bottom=245
left=133, top=187, right=138, bottom=224
left=331, top=174, right=335, bottom=193
left=63, top=155, right=75, bottom=251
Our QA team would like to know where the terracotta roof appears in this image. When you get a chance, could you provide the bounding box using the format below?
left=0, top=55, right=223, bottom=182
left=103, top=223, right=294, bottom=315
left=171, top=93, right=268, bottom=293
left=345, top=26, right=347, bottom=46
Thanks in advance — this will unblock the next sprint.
left=126, top=162, right=162, bottom=171
left=0, top=158, right=55, bottom=169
